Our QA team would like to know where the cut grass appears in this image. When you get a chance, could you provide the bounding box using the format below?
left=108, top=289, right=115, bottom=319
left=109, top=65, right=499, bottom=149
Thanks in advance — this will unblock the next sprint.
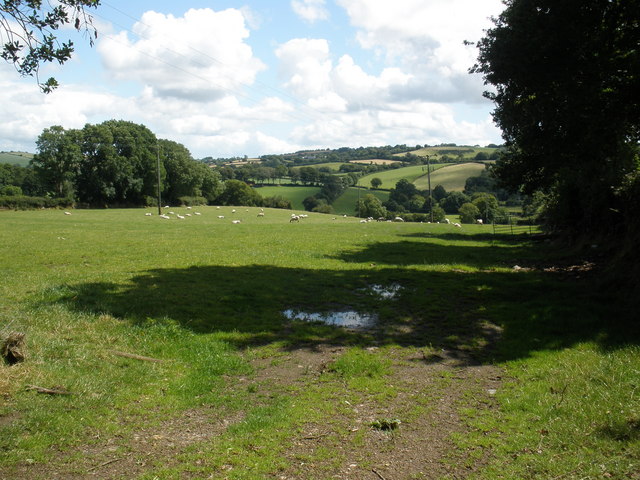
left=0, top=207, right=638, bottom=479
left=413, top=162, right=487, bottom=192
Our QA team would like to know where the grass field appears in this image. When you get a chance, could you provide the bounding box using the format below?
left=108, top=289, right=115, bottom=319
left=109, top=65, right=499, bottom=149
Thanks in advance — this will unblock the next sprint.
left=332, top=187, right=390, bottom=215
left=357, top=164, right=450, bottom=190
left=397, top=145, right=500, bottom=160
left=253, top=185, right=320, bottom=210
left=414, top=162, right=487, bottom=192
left=0, top=151, right=33, bottom=167
left=1, top=208, right=638, bottom=479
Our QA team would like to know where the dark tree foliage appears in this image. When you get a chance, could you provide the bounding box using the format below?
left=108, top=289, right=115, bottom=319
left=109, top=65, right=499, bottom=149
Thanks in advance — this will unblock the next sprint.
left=473, top=0, right=640, bottom=237
left=0, top=0, right=100, bottom=92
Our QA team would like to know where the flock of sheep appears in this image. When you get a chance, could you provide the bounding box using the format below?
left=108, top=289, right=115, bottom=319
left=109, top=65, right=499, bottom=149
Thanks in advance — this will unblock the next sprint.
left=63, top=207, right=474, bottom=227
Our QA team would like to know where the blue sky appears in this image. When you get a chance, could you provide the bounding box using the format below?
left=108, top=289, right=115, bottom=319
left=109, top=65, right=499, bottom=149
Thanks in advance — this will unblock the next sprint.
left=0, top=0, right=505, bottom=158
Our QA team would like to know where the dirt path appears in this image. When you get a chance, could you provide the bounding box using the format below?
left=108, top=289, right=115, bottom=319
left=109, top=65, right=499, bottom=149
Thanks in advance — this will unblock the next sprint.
left=0, top=346, right=503, bottom=480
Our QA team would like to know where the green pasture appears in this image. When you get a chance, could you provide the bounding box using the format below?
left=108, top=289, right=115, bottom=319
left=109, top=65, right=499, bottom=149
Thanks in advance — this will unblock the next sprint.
left=414, top=162, right=487, bottom=192
left=397, top=145, right=499, bottom=160
left=252, top=185, right=320, bottom=210
left=332, top=187, right=389, bottom=215
left=0, top=152, right=33, bottom=167
left=0, top=208, right=637, bottom=479
left=358, top=164, right=449, bottom=190
left=290, top=162, right=345, bottom=172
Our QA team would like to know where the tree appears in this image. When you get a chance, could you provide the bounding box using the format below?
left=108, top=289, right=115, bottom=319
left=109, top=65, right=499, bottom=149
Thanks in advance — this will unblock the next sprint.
left=439, top=191, right=471, bottom=214
left=356, top=194, right=387, bottom=219
left=1, top=0, right=101, bottom=92
left=458, top=203, right=481, bottom=224
left=370, top=177, right=382, bottom=189
left=472, top=0, right=640, bottom=237
left=216, top=179, right=262, bottom=206
left=32, top=125, right=82, bottom=197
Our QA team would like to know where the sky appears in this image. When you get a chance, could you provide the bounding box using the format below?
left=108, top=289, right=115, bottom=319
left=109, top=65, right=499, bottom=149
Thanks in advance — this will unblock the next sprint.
left=0, top=0, right=506, bottom=159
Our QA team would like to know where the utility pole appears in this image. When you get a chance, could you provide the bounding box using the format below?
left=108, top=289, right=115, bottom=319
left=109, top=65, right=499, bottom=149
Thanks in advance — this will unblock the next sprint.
left=156, top=141, right=162, bottom=216
left=426, top=154, right=433, bottom=223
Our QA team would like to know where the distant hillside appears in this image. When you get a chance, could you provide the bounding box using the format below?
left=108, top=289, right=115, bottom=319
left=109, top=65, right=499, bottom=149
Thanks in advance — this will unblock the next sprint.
left=0, top=151, right=33, bottom=167
left=396, top=144, right=501, bottom=162
left=413, top=162, right=487, bottom=192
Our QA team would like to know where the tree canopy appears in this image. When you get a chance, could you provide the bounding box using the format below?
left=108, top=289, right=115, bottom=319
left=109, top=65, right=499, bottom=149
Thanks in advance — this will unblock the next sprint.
left=473, top=0, right=640, bottom=237
left=0, top=0, right=101, bottom=92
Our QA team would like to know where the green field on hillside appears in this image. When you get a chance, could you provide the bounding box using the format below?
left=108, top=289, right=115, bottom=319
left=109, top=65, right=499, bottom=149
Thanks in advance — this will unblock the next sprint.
left=1, top=208, right=636, bottom=479
left=0, top=152, right=33, bottom=167
left=414, top=162, right=487, bottom=192
left=358, top=164, right=449, bottom=190
left=332, top=187, right=389, bottom=216
left=253, top=185, right=320, bottom=210
left=396, top=145, right=500, bottom=160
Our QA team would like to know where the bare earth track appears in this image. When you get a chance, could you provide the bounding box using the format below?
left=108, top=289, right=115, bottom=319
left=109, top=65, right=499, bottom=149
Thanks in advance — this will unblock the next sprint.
left=1, top=343, right=502, bottom=480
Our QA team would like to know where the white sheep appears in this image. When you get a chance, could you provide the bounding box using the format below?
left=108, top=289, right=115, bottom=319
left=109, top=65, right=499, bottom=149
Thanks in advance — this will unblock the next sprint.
left=444, top=218, right=451, bottom=224
left=194, top=212, right=202, bottom=215
left=232, top=219, right=241, bottom=224
left=145, top=213, right=152, bottom=216
left=177, top=215, right=185, bottom=219
left=394, top=216, right=404, bottom=222
left=64, top=211, right=72, bottom=215
left=160, top=214, right=170, bottom=219
left=476, top=219, right=483, bottom=225
left=453, top=222, right=461, bottom=228
left=232, top=209, right=236, bottom=213
left=217, top=215, right=225, bottom=219
left=257, top=212, right=265, bottom=217
left=290, top=215, right=300, bottom=222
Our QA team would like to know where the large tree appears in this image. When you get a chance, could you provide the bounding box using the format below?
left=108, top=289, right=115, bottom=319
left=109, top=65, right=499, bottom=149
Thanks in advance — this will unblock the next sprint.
left=473, top=0, right=639, bottom=237
left=0, top=0, right=101, bottom=92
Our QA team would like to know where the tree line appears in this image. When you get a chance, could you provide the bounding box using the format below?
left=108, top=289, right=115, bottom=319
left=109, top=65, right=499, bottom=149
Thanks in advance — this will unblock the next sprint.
left=0, top=120, right=293, bottom=210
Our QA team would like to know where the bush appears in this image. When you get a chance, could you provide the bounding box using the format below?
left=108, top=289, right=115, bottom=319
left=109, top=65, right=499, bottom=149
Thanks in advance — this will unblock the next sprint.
left=458, top=202, right=481, bottom=224
left=0, top=185, right=22, bottom=196
left=262, top=196, right=292, bottom=209
left=178, top=196, right=208, bottom=206
left=0, top=195, right=74, bottom=210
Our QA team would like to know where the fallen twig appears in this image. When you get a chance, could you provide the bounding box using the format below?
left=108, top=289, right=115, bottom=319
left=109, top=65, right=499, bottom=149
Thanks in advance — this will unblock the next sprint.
left=111, top=351, right=163, bottom=363
left=25, top=385, right=72, bottom=395
left=372, top=468, right=387, bottom=480
left=87, top=457, right=121, bottom=472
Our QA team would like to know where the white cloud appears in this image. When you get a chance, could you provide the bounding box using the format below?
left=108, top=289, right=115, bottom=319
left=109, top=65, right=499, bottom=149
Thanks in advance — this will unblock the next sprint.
left=291, top=0, right=329, bottom=23
left=97, top=8, right=266, bottom=101
left=275, top=38, right=332, bottom=99
left=335, top=0, right=504, bottom=103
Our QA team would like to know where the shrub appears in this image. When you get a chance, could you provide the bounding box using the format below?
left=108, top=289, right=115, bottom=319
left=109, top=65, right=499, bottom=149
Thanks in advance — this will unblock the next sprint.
left=458, top=202, right=481, bottom=224
left=178, top=196, right=208, bottom=206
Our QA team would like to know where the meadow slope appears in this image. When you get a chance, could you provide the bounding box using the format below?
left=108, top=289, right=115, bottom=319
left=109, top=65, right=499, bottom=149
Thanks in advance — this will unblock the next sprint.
left=0, top=208, right=637, bottom=479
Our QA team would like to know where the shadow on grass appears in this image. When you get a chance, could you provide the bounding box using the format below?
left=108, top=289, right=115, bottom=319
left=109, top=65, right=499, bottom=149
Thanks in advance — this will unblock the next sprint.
left=50, top=245, right=637, bottom=363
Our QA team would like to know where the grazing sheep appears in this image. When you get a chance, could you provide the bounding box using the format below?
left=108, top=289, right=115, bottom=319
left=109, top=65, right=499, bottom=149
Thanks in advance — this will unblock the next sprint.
left=377, top=217, right=386, bottom=222
left=232, top=209, right=236, bottom=213
left=444, top=218, right=451, bottom=224
left=232, top=219, right=241, bottom=224
left=177, top=215, right=185, bottom=219
left=476, top=219, right=483, bottom=225
left=453, top=222, right=461, bottom=228
left=186, top=206, right=192, bottom=210
left=160, top=214, right=170, bottom=219
left=394, top=216, right=404, bottom=222
left=257, top=212, right=265, bottom=217
left=194, top=212, right=202, bottom=215
left=217, top=215, right=225, bottom=219
left=290, top=215, right=300, bottom=222
left=360, top=219, right=367, bottom=223
left=145, top=213, right=152, bottom=216
left=64, top=211, right=72, bottom=215
left=216, top=206, right=221, bottom=209
left=185, top=213, right=192, bottom=217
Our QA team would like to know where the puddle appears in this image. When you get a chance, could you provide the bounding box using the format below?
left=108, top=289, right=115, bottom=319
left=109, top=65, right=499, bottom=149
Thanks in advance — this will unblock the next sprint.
left=368, top=283, right=402, bottom=299
left=283, top=309, right=377, bottom=329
